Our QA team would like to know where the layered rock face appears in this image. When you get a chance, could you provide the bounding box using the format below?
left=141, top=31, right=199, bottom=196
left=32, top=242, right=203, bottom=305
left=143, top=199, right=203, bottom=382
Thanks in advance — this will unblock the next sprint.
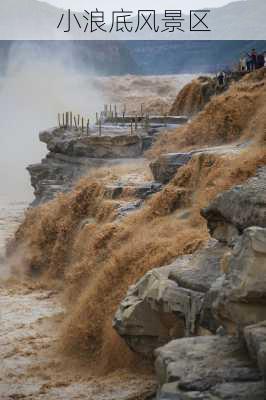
left=39, top=129, right=144, bottom=159
left=28, top=128, right=152, bottom=206
left=114, top=167, right=266, bottom=399
left=150, top=142, right=248, bottom=184
left=202, top=167, right=266, bottom=245
left=155, top=336, right=264, bottom=399
left=113, top=242, right=224, bottom=355
left=245, top=321, right=266, bottom=380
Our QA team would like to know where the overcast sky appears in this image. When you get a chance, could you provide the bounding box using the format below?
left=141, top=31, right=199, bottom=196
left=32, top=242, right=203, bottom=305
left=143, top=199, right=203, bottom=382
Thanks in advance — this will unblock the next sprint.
left=43, top=0, right=237, bottom=14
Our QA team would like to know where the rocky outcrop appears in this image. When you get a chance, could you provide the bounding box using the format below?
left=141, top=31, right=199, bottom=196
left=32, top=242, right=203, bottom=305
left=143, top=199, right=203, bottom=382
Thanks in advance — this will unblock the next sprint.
left=212, top=227, right=266, bottom=333
left=150, top=153, right=192, bottom=184
left=105, top=181, right=162, bottom=200
left=245, top=321, right=266, bottom=380
left=169, top=76, right=218, bottom=116
left=169, top=72, right=245, bottom=117
left=201, top=167, right=266, bottom=245
left=40, top=129, right=145, bottom=159
left=113, top=241, right=225, bottom=356
left=114, top=163, right=266, bottom=399
left=27, top=152, right=129, bottom=206
left=150, top=143, right=248, bottom=184
left=114, top=222, right=266, bottom=355
left=155, top=336, right=264, bottom=399
left=28, top=127, right=157, bottom=206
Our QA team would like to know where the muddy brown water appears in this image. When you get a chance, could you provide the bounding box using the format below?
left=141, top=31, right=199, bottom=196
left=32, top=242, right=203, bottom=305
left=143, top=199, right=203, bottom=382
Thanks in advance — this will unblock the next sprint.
left=0, top=197, right=156, bottom=399
left=0, top=73, right=194, bottom=399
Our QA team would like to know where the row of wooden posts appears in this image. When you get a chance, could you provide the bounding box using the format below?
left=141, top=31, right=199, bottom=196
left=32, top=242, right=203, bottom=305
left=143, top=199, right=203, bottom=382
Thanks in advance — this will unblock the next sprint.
left=102, top=103, right=145, bottom=120
left=58, top=112, right=93, bottom=135
left=57, top=107, right=151, bottom=136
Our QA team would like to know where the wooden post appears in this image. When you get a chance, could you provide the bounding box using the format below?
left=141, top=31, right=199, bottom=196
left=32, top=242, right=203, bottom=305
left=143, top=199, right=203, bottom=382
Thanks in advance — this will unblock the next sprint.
left=123, top=104, right=126, bottom=120
left=135, top=115, right=138, bottom=131
left=130, top=120, right=133, bottom=136
left=99, top=119, right=102, bottom=136
left=74, top=116, right=77, bottom=129
left=70, top=112, right=73, bottom=129
left=114, top=104, right=117, bottom=119
left=77, top=114, right=80, bottom=128
left=62, top=113, right=65, bottom=128
left=82, top=117, right=84, bottom=133
left=58, top=113, right=61, bottom=128
left=87, top=118, right=90, bottom=135
left=140, top=103, right=144, bottom=117
left=145, top=114, right=149, bottom=132
left=66, top=112, right=69, bottom=129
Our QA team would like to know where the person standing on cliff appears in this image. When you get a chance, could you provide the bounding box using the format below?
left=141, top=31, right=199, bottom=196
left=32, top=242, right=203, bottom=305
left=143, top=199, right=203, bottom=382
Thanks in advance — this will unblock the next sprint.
left=217, top=71, right=226, bottom=88
left=247, top=49, right=257, bottom=71
left=257, top=52, right=265, bottom=69
left=239, top=54, right=247, bottom=71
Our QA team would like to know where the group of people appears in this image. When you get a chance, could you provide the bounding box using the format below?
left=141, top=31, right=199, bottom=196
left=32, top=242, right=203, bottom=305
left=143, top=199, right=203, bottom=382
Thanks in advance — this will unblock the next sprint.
left=239, top=49, right=266, bottom=72
left=214, top=48, right=265, bottom=91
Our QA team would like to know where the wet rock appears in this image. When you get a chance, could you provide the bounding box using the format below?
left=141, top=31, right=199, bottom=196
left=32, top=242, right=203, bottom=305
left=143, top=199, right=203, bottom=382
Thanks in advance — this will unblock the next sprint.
left=104, top=185, right=124, bottom=199
left=222, top=227, right=266, bottom=301
left=201, top=167, right=266, bottom=245
left=168, top=241, right=225, bottom=293
left=29, top=127, right=159, bottom=205
left=150, top=143, right=248, bottom=184
left=116, top=200, right=143, bottom=219
left=155, top=336, right=264, bottom=400
left=210, top=381, right=265, bottom=400
left=211, top=227, right=266, bottom=332
left=150, top=153, right=192, bottom=184
left=105, top=182, right=162, bottom=200
left=134, top=182, right=162, bottom=199
left=244, top=321, right=266, bottom=379
left=40, top=128, right=144, bottom=158
left=27, top=152, right=115, bottom=206
left=113, top=242, right=224, bottom=355
left=158, top=381, right=265, bottom=400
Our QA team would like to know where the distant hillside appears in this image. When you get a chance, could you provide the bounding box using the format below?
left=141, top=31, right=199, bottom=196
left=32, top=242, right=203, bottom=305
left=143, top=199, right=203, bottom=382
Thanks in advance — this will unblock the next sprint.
left=126, top=41, right=266, bottom=74
left=1, top=40, right=265, bottom=77
left=0, top=41, right=140, bottom=76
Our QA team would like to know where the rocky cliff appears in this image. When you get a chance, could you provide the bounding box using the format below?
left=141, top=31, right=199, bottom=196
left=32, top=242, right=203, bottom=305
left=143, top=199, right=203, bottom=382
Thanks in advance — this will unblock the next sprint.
left=28, top=127, right=149, bottom=205
left=114, top=166, right=266, bottom=399
left=9, top=69, right=266, bottom=399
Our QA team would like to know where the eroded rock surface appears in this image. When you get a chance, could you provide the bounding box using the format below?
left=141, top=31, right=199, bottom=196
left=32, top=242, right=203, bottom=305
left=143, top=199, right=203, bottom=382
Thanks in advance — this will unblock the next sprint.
left=202, top=167, right=266, bottom=245
left=113, top=242, right=225, bottom=356
left=150, top=143, right=248, bottom=184
left=28, top=127, right=156, bottom=206
left=155, top=336, right=264, bottom=400
left=40, top=129, right=144, bottom=158
left=245, top=321, right=266, bottom=379
left=150, top=153, right=192, bottom=184
left=28, top=152, right=130, bottom=206
left=211, top=227, right=266, bottom=332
